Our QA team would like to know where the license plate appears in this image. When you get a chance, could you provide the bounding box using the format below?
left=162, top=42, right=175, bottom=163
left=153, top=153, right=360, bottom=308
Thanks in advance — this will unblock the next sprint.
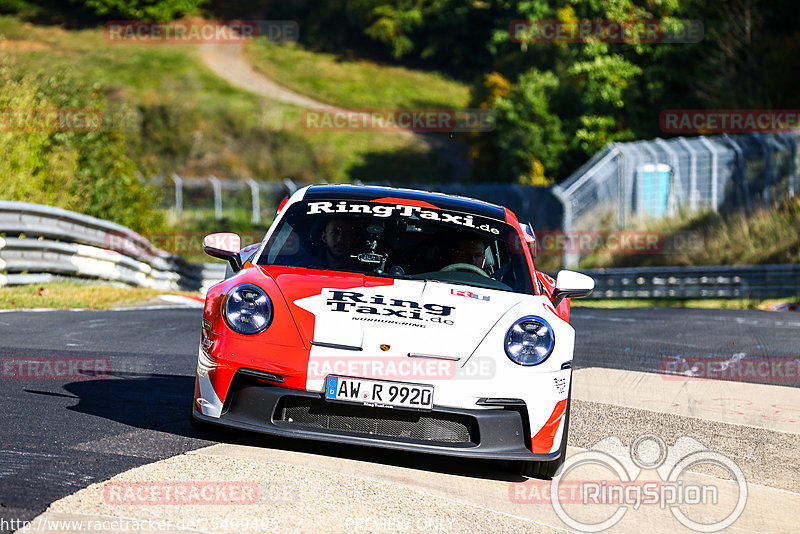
left=325, top=376, right=433, bottom=410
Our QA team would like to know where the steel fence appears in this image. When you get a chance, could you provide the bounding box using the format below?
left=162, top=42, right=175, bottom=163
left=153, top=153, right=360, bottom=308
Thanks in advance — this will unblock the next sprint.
left=152, top=174, right=296, bottom=225
left=554, top=132, right=800, bottom=267
left=361, top=182, right=563, bottom=231
left=153, top=132, right=800, bottom=273
left=154, top=176, right=564, bottom=231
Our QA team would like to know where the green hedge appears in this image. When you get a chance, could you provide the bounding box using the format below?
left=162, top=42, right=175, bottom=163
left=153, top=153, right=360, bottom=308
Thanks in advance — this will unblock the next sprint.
left=0, top=64, right=163, bottom=233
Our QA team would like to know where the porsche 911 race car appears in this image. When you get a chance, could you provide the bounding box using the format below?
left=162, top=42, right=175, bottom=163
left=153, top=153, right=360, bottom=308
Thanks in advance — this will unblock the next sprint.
left=192, top=185, right=594, bottom=477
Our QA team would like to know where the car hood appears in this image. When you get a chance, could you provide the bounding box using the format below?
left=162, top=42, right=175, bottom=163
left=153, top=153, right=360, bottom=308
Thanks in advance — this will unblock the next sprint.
left=260, top=265, right=527, bottom=361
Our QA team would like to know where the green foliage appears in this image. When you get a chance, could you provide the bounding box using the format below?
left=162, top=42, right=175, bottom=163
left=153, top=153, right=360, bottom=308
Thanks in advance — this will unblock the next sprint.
left=78, top=0, right=203, bottom=20
left=0, top=0, right=203, bottom=20
left=580, top=195, right=800, bottom=269
left=572, top=115, right=635, bottom=155
left=244, top=39, right=469, bottom=110
left=4, top=0, right=798, bottom=216
left=473, top=69, right=566, bottom=183
left=568, top=55, right=641, bottom=110
left=0, top=63, right=163, bottom=233
left=364, top=1, right=424, bottom=59
left=0, top=10, right=449, bottom=225
left=0, top=0, right=35, bottom=13
left=248, top=0, right=799, bottom=182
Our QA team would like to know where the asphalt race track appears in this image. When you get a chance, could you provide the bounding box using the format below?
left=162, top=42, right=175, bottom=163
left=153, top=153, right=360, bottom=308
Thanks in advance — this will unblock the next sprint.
left=570, top=307, right=800, bottom=385
left=0, top=306, right=798, bottom=531
left=0, top=309, right=211, bottom=528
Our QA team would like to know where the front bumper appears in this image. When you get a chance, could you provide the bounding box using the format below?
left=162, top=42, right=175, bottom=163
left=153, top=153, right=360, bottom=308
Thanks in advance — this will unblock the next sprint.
left=193, top=380, right=560, bottom=462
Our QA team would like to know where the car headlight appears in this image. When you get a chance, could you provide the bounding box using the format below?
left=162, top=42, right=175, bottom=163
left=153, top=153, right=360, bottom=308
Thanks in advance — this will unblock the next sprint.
left=504, top=316, right=554, bottom=366
left=223, top=284, right=272, bottom=335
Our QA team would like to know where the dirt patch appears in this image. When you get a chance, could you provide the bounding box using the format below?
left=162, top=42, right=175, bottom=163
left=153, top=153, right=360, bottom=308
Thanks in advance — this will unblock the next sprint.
left=0, top=39, right=49, bottom=51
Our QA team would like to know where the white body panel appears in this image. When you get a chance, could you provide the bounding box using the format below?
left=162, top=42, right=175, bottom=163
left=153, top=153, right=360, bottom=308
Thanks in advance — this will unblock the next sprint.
left=293, top=281, right=574, bottom=454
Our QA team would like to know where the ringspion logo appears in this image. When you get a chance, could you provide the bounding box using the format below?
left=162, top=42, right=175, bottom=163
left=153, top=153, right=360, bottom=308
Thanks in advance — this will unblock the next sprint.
left=510, top=434, right=747, bottom=532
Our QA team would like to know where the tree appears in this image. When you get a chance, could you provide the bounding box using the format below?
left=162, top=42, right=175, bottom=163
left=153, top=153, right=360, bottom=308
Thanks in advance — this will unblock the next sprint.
left=0, top=64, right=163, bottom=233
left=472, top=69, right=566, bottom=183
left=79, top=0, right=203, bottom=20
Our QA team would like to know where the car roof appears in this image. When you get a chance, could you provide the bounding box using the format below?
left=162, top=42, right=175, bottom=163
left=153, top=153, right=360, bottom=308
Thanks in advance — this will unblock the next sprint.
left=303, top=184, right=508, bottom=222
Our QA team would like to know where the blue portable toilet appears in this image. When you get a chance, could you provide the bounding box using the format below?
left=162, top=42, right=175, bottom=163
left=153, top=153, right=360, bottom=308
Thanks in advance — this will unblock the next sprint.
left=635, top=163, right=672, bottom=217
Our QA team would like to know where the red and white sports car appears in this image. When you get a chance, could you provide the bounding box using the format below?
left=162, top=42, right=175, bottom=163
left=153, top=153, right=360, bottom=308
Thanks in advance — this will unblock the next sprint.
left=192, top=185, right=593, bottom=477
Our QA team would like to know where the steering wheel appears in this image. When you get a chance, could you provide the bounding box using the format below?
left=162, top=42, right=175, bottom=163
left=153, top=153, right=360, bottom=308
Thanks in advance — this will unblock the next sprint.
left=440, top=263, right=490, bottom=277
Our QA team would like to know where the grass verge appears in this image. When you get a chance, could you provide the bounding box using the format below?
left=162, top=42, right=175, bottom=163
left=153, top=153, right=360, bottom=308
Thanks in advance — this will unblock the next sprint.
left=0, top=281, right=199, bottom=310
left=580, top=196, right=800, bottom=269
left=0, top=15, right=449, bottom=186
left=244, top=39, right=470, bottom=110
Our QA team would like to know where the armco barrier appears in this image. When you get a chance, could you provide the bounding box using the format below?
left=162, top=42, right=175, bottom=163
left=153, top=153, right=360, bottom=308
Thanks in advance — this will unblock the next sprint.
left=2, top=201, right=798, bottom=299
left=583, top=264, right=800, bottom=299
left=0, top=201, right=226, bottom=291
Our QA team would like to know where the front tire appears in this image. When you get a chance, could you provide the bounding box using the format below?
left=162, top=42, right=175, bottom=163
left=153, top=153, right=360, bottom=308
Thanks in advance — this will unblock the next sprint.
left=519, top=388, right=571, bottom=479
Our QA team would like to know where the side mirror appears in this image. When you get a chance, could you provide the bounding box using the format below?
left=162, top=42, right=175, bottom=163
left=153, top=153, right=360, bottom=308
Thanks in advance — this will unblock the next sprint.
left=203, top=233, right=243, bottom=273
left=552, top=270, right=594, bottom=307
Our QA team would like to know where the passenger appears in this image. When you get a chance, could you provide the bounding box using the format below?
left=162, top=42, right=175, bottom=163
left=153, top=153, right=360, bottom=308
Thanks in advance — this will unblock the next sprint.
left=447, top=236, right=487, bottom=270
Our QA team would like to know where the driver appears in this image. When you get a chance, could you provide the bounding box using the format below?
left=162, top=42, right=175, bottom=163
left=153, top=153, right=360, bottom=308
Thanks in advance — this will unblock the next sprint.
left=320, top=218, right=363, bottom=270
left=447, top=236, right=487, bottom=270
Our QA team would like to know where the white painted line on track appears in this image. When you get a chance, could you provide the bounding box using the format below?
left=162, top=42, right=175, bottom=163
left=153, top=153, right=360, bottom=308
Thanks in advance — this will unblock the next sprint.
left=0, top=303, right=202, bottom=313
left=157, top=295, right=204, bottom=307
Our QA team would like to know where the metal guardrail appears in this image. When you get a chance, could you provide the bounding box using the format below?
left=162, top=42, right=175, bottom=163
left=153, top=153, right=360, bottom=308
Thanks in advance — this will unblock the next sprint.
left=0, top=201, right=227, bottom=291
left=583, top=264, right=800, bottom=299
left=2, top=201, right=798, bottom=300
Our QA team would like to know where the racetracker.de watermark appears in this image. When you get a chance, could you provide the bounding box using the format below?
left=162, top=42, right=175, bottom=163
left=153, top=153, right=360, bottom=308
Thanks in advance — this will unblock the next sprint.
left=0, top=108, right=139, bottom=133
left=661, top=109, right=800, bottom=133
left=301, top=108, right=495, bottom=132
left=13, top=516, right=279, bottom=532
left=103, top=231, right=261, bottom=257
left=509, top=19, right=703, bottom=43
left=1, top=357, right=111, bottom=380
left=104, top=20, right=298, bottom=44
left=307, top=356, right=494, bottom=381
left=1, top=109, right=101, bottom=132
left=661, top=356, right=800, bottom=383
left=533, top=231, right=703, bottom=255
left=102, top=481, right=295, bottom=505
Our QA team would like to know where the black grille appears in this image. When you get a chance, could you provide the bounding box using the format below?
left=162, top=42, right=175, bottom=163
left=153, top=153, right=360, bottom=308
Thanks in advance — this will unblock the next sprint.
left=275, top=397, right=477, bottom=445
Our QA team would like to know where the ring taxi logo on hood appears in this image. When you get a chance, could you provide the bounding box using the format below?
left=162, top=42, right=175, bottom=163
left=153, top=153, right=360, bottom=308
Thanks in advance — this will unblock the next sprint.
left=326, top=290, right=455, bottom=324
left=306, top=201, right=501, bottom=235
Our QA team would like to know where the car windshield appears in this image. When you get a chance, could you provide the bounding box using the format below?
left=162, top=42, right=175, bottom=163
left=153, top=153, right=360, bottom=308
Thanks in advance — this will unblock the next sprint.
left=257, top=199, right=535, bottom=294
